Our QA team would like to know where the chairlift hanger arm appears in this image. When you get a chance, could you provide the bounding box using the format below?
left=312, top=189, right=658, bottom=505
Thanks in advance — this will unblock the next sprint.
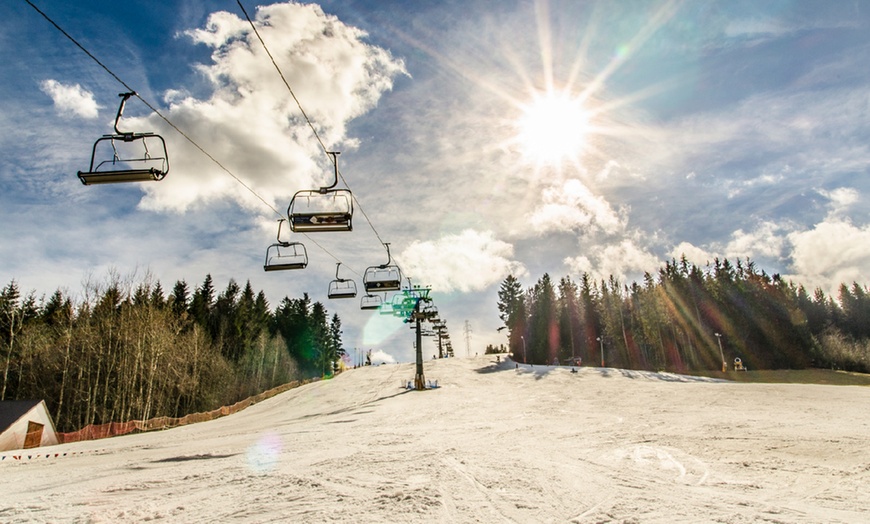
left=380, top=242, right=393, bottom=268
left=275, top=218, right=290, bottom=246
left=114, top=92, right=136, bottom=136
left=321, top=151, right=340, bottom=193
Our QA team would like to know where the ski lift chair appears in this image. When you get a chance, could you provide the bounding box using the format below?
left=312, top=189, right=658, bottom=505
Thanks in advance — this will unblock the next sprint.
left=363, top=266, right=402, bottom=292
left=288, top=152, right=353, bottom=232
left=363, top=243, right=403, bottom=293
left=263, top=219, right=307, bottom=271
left=360, top=293, right=383, bottom=310
left=328, top=263, right=357, bottom=299
left=78, top=92, right=169, bottom=185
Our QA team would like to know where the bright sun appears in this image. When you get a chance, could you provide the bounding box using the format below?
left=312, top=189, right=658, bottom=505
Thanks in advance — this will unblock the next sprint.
left=516, top=91, right=591, bottom=166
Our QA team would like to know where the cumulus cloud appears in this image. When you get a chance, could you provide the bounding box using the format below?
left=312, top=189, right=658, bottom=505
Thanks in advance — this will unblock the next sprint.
left=786, top=218, right=870, bottom=297
left=819, top=187, right=858, bottom=217
left=669, top=241, right=717, bottom=267
left=666, top=190, right=870, bottom=297
left=724, top=221, right=785, bottom=259
left=39, top=80, right=100, bottom=119
left=564, top=238, right=660, bottom=284
left=369, top=349, right=396, bottom=365
left=398, top=230, right=526, bottom=292
left=527, top=179, right=624, bottom=235
left=132, top=2, right=406, bottom=213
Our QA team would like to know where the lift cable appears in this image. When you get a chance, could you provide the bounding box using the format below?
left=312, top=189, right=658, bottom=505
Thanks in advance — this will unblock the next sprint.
left=25, top=0, right=359, bottom=275
left=24, top=0, right=284, bottom=219
left=236, top=0, right=387, bottom=248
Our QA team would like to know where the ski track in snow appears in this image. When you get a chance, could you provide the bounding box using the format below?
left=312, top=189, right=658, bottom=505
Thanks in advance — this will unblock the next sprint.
left=2, top=356, right=870, bottom=523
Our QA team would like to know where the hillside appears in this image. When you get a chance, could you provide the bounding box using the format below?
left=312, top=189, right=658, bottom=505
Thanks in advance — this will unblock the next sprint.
left=3, top=356, right=870, bottom=522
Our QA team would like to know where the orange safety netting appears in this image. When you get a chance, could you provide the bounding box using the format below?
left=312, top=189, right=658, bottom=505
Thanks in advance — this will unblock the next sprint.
left=57, top=378, right=315, bottom=444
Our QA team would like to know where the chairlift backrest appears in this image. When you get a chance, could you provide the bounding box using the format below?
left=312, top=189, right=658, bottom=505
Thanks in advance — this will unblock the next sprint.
left=78, top=93, right=169, bottom=185
left=287, top=152, right=353, bottom=232
left=360, top=293, right=383, bottom=310
left=363, top=265, right=402, bottom=292
left=288, top=188, right=353, bottom=232
left=328, top=278, right=357, bottom=299
left=264, top=242, right=308, bottom=271
left=263, top=219, right=307, bottom=271
left=328, top=262, right=357, bottom=298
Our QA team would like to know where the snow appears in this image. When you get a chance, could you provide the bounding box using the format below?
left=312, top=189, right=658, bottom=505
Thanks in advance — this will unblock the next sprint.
left=2, top=355, right=870, bottom=522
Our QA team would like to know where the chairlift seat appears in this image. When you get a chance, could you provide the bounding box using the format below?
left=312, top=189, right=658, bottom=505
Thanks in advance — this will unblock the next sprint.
left=78, top=167, right=165, bottom=185
left=328, top=279, right=357, bottom=299
left=364, top=266, right=402, bottom=292
left=78, top=134, right=169, bottom=185
left=78, top=94, right=169, bottom=186
left=264, top=242, right=308, bottom=271
left=360, top=294, right=383, bottom=310
left=288, top=189, right=353, bottom=233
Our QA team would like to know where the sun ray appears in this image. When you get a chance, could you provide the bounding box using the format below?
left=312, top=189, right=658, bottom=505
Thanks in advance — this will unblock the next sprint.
left=534, top=0, right=555, bottom=93
left=578, top=0, right=683, bottom=103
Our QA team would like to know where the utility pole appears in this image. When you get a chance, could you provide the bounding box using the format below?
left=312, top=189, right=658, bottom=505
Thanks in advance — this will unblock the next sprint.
left=414, top=299, right=424, bottom=389
left=407, top=285, right=432, bottom=390
left=464, top=320, right=472, bottom=357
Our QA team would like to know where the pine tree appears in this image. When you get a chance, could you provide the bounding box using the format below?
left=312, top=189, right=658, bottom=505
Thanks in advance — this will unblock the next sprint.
left=189, top=274, right=214, bottom=328
left=329, top=313, right=344, bottom=373
left=169, top=280, right=190, bottom=319
left=528, top=274, right=558, bottom=365
left=497, top=275, right=527, bottom=362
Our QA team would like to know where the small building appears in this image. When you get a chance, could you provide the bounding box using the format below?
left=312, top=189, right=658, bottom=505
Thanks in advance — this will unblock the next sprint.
left=0, top=400, right=60, bottom=452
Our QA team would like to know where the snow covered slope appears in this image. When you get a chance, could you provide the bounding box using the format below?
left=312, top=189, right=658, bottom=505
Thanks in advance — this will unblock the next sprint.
left=2, top=356, right=869, bottom=522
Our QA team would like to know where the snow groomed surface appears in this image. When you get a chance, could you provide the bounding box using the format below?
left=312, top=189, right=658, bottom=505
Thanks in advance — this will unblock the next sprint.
left=2, top=355, right=869, bottom=522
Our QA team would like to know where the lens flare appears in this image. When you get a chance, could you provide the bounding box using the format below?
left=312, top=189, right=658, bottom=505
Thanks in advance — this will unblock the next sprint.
left=246, top=432, right=282, bottom=473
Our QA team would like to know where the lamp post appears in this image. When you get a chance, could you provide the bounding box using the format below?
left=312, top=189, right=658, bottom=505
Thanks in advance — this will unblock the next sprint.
left=597, top=336, right=604, bottom=367
left=715, top=332, right=726, bottom=373
left=520, top=335, right=527, bottom=364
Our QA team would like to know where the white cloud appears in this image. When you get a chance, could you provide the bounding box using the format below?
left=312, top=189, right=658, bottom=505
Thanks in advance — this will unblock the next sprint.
left=398, top=230, right=526, bottom=293
left=665, top=192, right=870, bottom=298
left=132, top=2, right=406, bottom=213
left=786, top=218, right=870, bottom=297
left=724, top=221, right=785, bottom=259
left=527, top=179, right=624, bottom=235
left=564, top=238, right=660, bottom=284
left=669, top=241, right=717, bottom=267
left=39, top=80, right=100, bottom=119
left=724, top=18, right=788, bottom=40
left=369, top=349, right=396, bottom=365
left=819, top=187, right=858, bottom=217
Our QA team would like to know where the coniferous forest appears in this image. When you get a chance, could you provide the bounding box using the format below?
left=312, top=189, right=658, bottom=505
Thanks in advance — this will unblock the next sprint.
left=498, top=257, right=870, bottom=374
left=0, top=273, right=344, bottom=432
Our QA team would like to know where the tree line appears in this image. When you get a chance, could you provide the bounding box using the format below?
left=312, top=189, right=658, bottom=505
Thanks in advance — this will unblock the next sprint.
left=0, top=272, right=345, bottom=432
left=498, top=257, right=870, bottom=374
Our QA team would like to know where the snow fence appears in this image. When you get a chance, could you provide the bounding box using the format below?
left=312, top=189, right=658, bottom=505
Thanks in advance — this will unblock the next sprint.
left=56, top=378, right=319, bottom=444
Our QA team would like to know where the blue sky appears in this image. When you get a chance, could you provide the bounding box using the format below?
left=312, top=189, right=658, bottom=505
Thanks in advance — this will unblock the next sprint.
left=3, top=0, right=870, bottom=363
